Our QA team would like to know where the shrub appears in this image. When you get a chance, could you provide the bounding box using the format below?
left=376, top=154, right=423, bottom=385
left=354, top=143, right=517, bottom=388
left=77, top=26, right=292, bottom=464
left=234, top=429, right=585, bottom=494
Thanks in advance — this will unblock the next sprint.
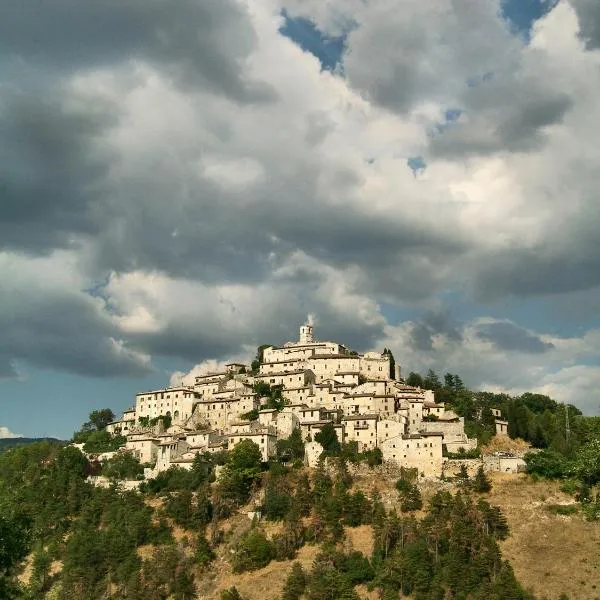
left=231, top=530, right=275, bottom=573
left=221, top=586, right=244, bottom=600
left=546, top=504, right=578, bottom=516
left=524, top=450, right=572, bottom=479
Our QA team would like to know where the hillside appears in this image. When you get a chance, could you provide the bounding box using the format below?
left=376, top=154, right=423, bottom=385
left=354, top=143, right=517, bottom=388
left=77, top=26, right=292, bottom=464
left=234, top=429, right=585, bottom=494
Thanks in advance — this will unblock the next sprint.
left=489, top=473, right=600, bottom=600
left=0, top=437, right=64, bottom=452
left=194, top=472, right=599, bottom=600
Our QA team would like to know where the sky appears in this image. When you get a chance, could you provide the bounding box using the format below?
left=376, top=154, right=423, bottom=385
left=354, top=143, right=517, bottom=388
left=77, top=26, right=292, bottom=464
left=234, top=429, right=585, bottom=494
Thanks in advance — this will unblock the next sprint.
left=1, top=0, right=600, bottom=439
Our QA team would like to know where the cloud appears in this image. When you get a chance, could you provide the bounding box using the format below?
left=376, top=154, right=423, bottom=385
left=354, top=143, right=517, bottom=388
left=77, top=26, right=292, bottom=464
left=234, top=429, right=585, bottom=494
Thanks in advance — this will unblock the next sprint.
left=0, top=426, right=22, bottom=439
left=408, top=311, right=463, bottom=352
left=0, top=252, right=152, bottom=378
left=380, top=315, right=600, bottom=414
left=475, top=321, right=554, bottom=354
left=570, top=0, right=600, bottom=49
left=0, top=0, right=598, bottom=420
left=0, top=0, right=272, bottom=102
left=170, top=358, right=247, bottom=387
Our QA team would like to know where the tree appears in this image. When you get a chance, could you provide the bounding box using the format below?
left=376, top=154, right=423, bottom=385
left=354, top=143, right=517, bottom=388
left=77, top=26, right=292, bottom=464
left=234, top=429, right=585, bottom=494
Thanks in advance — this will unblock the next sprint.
left=405, top=372, right=423, bottom=388
left=102, top=452, right=143, bottom=480
left=383, top=348, right=396, bottom=380
left=423, top=370, right=441, bottom=391
left=572, top=439, right=600, bottom=485
left=472, top=466, right=492, bottom=493
left=282, top=562, right=307, bottom=600
left=444, top=373, right=455, bottom=389
left=231, top=529, right=275, bottom=573
left=217, top=440, right=263, bottom=506
left=251, top=344, right=272, bottom=373
left=395, top=479, right=422, bottom=512
left=0, top=514, right=30, bottom=597
left=87, top=409, right=115, bottom=431
left=524, top=450, right=571, bottom=479
left=277, top=428, right=305, bottom=461
left=314, top=423, right=341, bottom=457
left=195, top=534, right=215, bottom=568
left=228, top=439, right=263, bottom=472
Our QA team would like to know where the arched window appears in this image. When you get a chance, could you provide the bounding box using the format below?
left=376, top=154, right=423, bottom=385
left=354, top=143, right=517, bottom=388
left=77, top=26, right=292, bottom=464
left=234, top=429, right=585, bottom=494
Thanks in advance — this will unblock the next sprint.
left=174, top=410, right=179, bottom=419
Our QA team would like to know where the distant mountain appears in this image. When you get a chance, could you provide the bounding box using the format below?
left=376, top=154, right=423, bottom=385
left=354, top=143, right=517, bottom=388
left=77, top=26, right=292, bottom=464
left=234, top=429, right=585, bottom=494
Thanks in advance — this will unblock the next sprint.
left=0, top=437, right=65, bottom=452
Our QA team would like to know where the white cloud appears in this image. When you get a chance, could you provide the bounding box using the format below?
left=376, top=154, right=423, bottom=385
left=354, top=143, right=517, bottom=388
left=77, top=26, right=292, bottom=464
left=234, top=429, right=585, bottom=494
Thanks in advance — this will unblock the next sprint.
left=0, top=426, right=22, bottom=439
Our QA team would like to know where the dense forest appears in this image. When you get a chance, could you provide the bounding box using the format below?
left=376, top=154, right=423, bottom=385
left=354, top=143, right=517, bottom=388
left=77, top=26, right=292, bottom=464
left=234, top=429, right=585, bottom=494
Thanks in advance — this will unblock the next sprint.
left=1, top=370, right=598, bottom=599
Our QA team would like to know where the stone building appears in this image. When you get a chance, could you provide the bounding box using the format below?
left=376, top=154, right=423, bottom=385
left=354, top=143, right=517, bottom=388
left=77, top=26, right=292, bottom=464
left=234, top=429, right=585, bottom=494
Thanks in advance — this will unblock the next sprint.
left=107, top=322, right=481, bottom=480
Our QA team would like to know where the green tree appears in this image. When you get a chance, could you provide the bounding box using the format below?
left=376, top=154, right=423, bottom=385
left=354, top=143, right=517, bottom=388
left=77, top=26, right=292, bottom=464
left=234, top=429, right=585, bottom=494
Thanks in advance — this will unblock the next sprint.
left=231, top=529, right=275, bottom=573
left=314, top=423, right=341, bottom=457
left=423, top=369, right=441, bottom=391
left=0, top=514, right=30, bottom=598
left=405, top=372, right=424, bottom=388
left=383, top=348, right=396, bottom=380
left=572, top=439, right=600, bottom=485
left=282, top=562, right=307, bottom=600
left=395, top=479, right=422, bottom=512
left=102, top=452, right=143, bottom=480
left=217, top=440, right=263, bottom=506
left=472, top=466, right=492, bottom=493
left=195, top=533, right=215, bottom=568
left=524, top=449, right=572, bottom=479
left=87, top=409, right=115, bottom=431
left=277, top=428, right=305, bottom=461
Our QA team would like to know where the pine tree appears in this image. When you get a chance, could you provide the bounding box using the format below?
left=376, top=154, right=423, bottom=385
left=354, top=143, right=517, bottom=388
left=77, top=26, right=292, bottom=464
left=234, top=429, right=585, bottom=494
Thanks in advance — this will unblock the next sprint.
left=472, top=466, right=492, bottom=493
left=281, top=562, right=306, bottom=600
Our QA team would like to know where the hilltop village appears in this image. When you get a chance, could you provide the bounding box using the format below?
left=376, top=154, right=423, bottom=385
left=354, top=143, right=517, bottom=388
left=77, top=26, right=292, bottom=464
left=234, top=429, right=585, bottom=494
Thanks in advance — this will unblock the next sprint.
left=102, top=324, right=486, bottom=479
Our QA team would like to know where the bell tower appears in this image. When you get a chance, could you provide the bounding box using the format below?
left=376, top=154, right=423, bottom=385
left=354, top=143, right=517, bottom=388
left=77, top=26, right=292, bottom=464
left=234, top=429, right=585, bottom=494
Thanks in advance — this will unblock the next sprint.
left=299, top=324, right=313, bottom=344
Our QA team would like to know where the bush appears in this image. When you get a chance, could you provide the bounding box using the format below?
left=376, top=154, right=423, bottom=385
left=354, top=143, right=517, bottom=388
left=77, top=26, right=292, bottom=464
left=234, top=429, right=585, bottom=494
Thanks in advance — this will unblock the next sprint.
left=524, top=450, right=572, bottom=479
left=231, top=530, right=275, bottom=573
left=221, top=586, right=244, bottom=600
left=559, top=479, right=580, bottom=495
left=546, top=504, right=578, bottom=516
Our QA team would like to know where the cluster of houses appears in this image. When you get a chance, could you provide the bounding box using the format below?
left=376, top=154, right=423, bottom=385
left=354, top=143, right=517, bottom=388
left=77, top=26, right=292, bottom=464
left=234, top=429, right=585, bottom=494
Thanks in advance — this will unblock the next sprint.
left=104, top=324, right=482, bottom=479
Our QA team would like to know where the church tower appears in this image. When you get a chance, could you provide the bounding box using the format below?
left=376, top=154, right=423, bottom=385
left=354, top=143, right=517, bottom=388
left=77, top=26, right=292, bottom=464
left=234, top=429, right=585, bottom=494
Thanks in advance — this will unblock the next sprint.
left=299, top=323, right=314, bottom=344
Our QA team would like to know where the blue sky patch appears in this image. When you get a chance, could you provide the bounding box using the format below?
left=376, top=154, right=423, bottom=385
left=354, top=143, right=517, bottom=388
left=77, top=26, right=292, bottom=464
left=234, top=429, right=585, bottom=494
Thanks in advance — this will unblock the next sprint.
left=407, top=156, right=427, bottom=175
left=279, top=11, right=349, bottom=71
left=501, top=0, right=559, bottom=40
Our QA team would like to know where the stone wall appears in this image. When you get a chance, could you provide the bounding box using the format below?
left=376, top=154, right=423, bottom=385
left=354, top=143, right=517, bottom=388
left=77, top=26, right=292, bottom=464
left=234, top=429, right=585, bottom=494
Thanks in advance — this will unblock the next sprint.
left=442, top=458, right=483, bottom=478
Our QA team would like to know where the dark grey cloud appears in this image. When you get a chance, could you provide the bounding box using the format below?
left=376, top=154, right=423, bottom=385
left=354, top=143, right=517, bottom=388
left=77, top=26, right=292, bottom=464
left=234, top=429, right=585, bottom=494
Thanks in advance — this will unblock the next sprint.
left=473, top=214, right=600, bottom=299
left=0, top=89, right=118, bottom=255
left=0, top=261, right=152, bottom=378
left=476, top=321, right=554, bottom=353
left=408, top=311, right=463, bottom=351
left=429, top=80, right=572, bottom=157
left=109, top=279, right=387, bottom=365
left=0, top=0, right=272, bottom=103
left=571, top=0, right=600, bottom=49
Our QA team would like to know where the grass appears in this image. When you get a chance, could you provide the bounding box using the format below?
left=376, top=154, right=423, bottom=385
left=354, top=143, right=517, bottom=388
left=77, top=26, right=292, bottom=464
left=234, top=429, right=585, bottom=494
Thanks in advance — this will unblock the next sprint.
left=488, top=472, right=600, bottom=600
